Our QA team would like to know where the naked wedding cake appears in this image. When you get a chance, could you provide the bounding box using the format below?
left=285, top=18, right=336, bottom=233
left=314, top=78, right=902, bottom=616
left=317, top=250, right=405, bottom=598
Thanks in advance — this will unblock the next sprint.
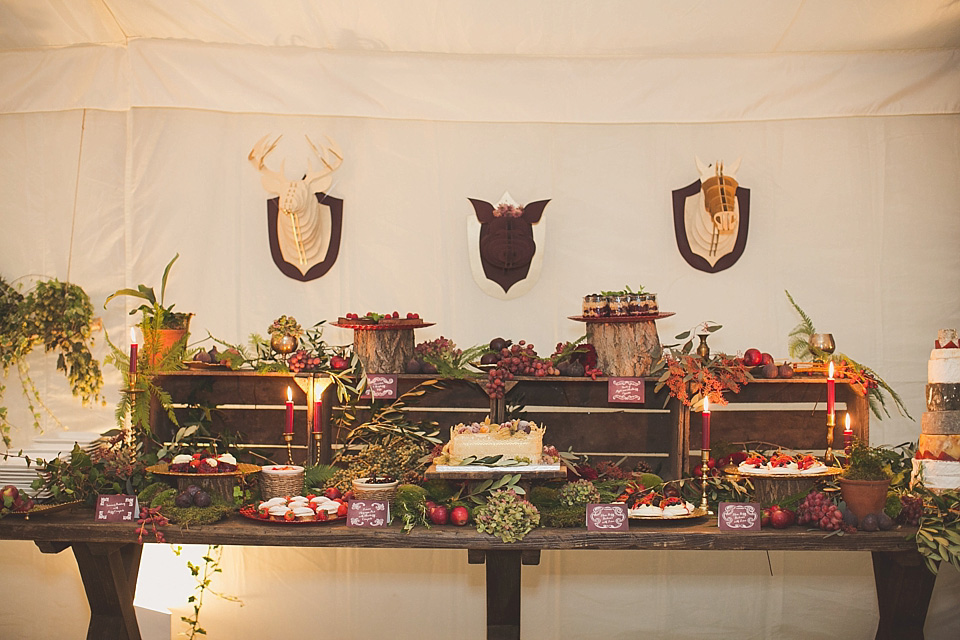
left=912, top=329, right=960, bottom=491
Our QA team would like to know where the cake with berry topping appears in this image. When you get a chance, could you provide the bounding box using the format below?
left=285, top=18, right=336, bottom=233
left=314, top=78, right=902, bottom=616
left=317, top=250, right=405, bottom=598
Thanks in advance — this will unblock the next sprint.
left=626, top=491, right=663, bottom=517
left=912, top=330, right=960, bottom=492
left=737, top=452, right=828, bottom=475
left=659, top=496, right=695, bottom=517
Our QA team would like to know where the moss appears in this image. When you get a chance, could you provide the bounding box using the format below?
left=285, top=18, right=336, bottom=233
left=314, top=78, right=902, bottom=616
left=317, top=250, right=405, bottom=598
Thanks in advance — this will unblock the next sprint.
left=527, top=485, right=559, bottom=508
left=137, top=482, right=170, bottom=506
left=422, top=478, right=456, bottom=503
left=637, top=473, right=663, bottom=489
left=157, top=493, right=233, bottom=526
left=150, top=488, right=178, bottom=508
left=884, top=492, right=903, bottom=519
left=539, top=504, right=586, bottom=528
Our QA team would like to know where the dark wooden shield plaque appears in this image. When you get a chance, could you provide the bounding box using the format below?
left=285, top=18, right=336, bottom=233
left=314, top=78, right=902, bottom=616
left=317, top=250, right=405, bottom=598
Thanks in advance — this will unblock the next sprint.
left=267, top=192, right=343, bottom=282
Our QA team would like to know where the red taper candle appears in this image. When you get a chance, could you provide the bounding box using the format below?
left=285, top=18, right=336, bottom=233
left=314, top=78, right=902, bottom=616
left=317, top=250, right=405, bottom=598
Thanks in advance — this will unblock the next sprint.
left=129, top=328, right=138, bottom=376
left=285, top=386, right=294, bottom=434
left=702, top=396, right=711, bottom=450
left=827, top=361, right=836, bottom=425
left=313, top=400, right=323, bottom=433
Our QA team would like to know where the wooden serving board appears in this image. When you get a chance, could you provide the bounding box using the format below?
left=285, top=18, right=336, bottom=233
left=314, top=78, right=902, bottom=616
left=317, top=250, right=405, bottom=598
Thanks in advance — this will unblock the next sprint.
left=424, top=464, right=567, bottom=481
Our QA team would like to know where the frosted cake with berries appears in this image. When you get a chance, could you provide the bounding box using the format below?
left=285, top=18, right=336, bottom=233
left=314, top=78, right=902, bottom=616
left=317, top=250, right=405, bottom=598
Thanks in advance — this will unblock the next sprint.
left=434, top=419, right=559, bottom=469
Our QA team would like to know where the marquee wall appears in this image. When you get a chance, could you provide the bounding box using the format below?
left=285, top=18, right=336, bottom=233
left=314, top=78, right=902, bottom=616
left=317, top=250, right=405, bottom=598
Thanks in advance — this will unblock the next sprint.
left=1, top=2, right=959, bottom=637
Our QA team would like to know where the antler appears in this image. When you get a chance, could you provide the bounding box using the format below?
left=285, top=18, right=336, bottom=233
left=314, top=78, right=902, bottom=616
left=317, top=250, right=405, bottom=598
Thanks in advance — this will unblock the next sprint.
left=248, top=134, right=289, bottom=195
left=304, top=135, right=343, bottom=191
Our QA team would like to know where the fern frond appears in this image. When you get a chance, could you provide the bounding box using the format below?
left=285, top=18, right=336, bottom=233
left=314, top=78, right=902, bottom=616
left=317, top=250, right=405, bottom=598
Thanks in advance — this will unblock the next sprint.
left=785, top=290, right=816, bottom=337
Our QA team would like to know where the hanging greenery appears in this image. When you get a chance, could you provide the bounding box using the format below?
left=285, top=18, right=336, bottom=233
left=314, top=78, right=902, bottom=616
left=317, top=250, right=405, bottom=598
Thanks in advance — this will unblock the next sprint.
left=0, top=276, right=104, bottom=446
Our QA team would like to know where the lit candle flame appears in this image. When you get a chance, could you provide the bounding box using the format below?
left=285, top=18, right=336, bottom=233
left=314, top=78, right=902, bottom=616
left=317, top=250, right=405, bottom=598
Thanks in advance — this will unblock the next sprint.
left=129, top=327, right=137, bottom=345
left=828, top=361, right=834, bottom=379
left=703, top=397, right=710, bottom=413
left=287, top=386, right=293, bottom=402
left=845, top=413, right=852, bottom=432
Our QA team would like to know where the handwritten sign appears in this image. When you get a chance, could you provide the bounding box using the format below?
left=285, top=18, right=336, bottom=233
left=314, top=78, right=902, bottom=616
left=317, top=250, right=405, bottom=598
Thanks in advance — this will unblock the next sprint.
left=361, top=374, right=398, bottom=400
left=95, top=495, right=139, bottom=523
left=718, top=502, right=761, bottom=531
left=586, top=503, right=629, bottom=531
left=347, top=500, right=390, bottom=528
left=608, top=378, right=645, bottom=404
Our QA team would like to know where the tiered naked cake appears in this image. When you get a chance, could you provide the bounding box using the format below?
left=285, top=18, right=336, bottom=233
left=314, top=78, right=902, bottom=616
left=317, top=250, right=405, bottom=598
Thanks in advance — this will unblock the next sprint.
left=912, top=329, right=960, bottom=492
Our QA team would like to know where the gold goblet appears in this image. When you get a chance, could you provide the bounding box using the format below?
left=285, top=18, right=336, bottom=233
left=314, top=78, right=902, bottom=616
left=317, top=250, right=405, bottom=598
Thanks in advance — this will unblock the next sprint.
left=809, top=333, right=836, bottom=355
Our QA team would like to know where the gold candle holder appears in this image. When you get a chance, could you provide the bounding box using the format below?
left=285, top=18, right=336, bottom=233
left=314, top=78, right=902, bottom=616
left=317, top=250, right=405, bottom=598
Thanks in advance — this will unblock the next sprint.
left=313, top=431, right=322, bottom=465
left=825, top=413, right=836, bottom=465
left=282, top=432, right=294, bottom=465
left=700, top=448, right=711, bottom=512
left=126, top=372, right=139, bottom=393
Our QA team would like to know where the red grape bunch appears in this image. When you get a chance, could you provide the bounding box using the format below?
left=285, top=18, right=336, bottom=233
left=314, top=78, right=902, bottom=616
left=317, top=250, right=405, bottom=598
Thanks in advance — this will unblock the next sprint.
left=897, top=494, right=923, bottom=526
left=483, top=340, right=558, bottom=398
left=797, top=490, right=850, bottom=532
left=288, top=349, right=323, bottom=373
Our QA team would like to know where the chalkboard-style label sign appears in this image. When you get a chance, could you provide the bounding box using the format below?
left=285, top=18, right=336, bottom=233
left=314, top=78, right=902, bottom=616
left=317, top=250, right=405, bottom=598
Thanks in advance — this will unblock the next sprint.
left=608, top=377, right=645, bottom=403
left=586, top=503, right=629, bottom=531
left=95, top=495, right=139, bottom=522
left=347, top=500, right=390, bottom=528
left=361, top=374, right=398, bottom=399
left=718, top=502, right=761, bottom=531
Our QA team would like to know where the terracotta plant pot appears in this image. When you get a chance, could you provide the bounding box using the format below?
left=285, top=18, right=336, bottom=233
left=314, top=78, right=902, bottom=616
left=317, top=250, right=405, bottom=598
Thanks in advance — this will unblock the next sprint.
left=142, top=315, right=192, bottom=366
left=839, top=477, right=890, bottom=521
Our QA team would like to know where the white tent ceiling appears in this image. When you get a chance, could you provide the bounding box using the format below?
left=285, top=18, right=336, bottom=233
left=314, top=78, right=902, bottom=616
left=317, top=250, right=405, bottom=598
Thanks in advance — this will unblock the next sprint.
left=2, top=0, right=960, bottom=54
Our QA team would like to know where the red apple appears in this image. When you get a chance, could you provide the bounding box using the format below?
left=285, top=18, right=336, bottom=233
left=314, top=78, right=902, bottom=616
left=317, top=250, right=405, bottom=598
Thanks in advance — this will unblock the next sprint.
left=429, top=504, right=449, bottom=525
left=771, top=509, right=792, bottom=529
left=761, top=353, right=775, bottom=366
left=1, top=485, right=19, bottom=508
left=450, top=506, right=469, bottom=526
left=330, top=356, right=349, bottom=370
left=761, top=507, right=772, bottom=528
left=324, top=487, right=342, bottom=500
left=743, top=348, right=763, bottom=367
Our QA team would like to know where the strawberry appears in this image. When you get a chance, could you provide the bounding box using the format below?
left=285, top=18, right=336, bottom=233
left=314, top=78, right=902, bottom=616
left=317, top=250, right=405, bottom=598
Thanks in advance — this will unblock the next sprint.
left=337, top=503, right=348, bottom=517
left=284, top=511, right=295, bottom=521
left=316, top=510, right=328, bottom=521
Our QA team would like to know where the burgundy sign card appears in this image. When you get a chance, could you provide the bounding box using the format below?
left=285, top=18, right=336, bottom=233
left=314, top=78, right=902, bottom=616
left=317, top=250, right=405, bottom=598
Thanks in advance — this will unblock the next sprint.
left=586, top=503, right=629, bottom=531
left=95, top=494, right=139, bottom=523
left=361, top=374, right=398, bottom=399
left=347, top=500, right=390, bottom=528
left=718, top=502, right=762, bottom=531
left=608, top=377, right=645, bottom=403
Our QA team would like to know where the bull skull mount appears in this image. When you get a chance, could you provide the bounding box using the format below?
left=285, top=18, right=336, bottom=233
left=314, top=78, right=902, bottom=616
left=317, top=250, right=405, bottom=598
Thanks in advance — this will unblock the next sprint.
left=467, top=192, right=549, bottom=299
left=249, top=134, right=344, bottom=281
left=672, top=157, right=750, bottom=273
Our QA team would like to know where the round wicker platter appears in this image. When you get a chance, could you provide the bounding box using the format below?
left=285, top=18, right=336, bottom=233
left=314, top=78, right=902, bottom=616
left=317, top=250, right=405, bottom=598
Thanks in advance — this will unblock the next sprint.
left=146, top=462, right=261, bottom=477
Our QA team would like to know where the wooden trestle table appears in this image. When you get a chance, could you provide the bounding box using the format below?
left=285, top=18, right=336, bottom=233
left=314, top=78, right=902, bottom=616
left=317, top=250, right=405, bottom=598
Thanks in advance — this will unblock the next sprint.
left=0, top=509, right=937, bottom=640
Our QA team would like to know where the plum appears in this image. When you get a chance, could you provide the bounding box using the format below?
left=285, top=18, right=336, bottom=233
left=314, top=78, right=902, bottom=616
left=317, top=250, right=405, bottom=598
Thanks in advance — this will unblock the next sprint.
left=175, top=492, right=193, bottom=508
left=860, top=513, right=879, bottom=532
left=405, top=359, right=422, bottom=373
left=193, top=490, right=212, bottom=508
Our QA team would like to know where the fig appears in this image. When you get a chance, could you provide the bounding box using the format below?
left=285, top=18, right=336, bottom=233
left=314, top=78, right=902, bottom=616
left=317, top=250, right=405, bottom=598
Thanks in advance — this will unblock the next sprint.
left=778, top=364, right=794, bottom=379
left=860, top=513, right=879, bottom=532
left=174, top=492, right=193, bottom=508
left=842, top=509, right=859, bottom=528
left=405, top=358, right=422, bottom=374
left=421, top=362, right=438, bottom=374
left=489, top=337, right=508, bottom=352
left=193, top=490, right=212, bottom=508
left=480, top=352, right=499, bottom=365
left=556, top=361, right=572, bottom=376
left=877, top=512, right=894, bottom=531
left=761, top=363, right=779, bottom=379
left=186, top=484, right=201, bottom=496
left=194, top=350, right=212, bottom=363
left=209, top=347, right=219, bottom=361
left=568, top=361, right=585, bottom=377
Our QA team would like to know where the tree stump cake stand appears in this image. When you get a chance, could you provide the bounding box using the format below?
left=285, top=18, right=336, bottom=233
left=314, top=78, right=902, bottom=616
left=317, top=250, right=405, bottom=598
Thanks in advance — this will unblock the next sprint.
left=570, top=314, right=673, bottom=377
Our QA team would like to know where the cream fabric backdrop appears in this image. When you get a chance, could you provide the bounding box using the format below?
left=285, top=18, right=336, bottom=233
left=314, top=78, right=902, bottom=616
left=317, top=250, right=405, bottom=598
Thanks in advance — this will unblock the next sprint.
left=2, top=2, right=960, bottom=637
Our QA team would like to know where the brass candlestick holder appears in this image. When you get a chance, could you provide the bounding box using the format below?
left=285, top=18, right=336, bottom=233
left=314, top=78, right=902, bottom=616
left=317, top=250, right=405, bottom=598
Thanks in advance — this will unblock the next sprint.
left=313, top=431, right=322, bottom=464
left=282, top=432, right=295, bottom=465
left=700, top=448, right=711, bottom=512
left=825, top=413, right=836, bottom=464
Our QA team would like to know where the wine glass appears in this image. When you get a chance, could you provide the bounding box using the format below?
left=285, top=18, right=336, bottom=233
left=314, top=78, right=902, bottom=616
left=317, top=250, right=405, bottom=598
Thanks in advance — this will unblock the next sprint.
left=809, top=333, right=836, bottom=355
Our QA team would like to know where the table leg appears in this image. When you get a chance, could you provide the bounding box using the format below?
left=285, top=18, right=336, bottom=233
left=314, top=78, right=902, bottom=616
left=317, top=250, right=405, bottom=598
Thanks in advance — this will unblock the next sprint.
left=485, top=550, right=521, bottom=640
left=72, top=542, right=144, bottom=640
left=872, top=550, right=937, bottom=640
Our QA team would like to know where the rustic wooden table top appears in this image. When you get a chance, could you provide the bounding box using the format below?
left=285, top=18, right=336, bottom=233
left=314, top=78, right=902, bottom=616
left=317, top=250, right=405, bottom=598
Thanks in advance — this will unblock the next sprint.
left=0, top=507, right=919, bottom=553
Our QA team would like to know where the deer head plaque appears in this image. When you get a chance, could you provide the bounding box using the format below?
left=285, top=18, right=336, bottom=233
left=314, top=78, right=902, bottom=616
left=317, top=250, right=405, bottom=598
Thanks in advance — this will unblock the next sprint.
left=249, top=135, right=344, bottom=281
left=672, top=158, right=750, bottom=273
